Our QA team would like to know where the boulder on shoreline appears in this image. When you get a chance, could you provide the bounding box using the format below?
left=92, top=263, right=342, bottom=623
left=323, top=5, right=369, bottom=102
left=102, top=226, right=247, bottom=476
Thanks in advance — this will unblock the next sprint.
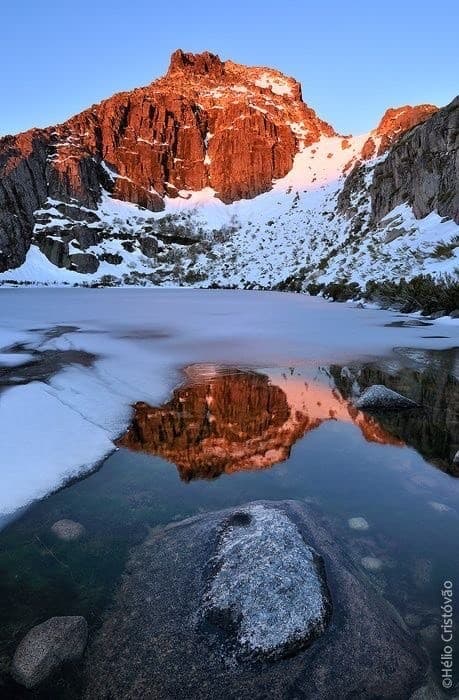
left=84, top=500, right=427, bottom=699
left=11, top=616, right=88, bottom=689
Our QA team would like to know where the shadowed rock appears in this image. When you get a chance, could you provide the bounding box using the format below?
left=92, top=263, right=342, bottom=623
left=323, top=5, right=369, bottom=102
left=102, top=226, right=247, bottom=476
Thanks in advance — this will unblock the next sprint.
left=370, top=96, right=459, bottom=224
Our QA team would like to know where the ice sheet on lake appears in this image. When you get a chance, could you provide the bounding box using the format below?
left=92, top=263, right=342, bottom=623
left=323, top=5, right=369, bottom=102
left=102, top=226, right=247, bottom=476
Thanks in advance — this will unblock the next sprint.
left=1, top=382, right=113, bottom=515
left=0, top=288, right=458, bottom=519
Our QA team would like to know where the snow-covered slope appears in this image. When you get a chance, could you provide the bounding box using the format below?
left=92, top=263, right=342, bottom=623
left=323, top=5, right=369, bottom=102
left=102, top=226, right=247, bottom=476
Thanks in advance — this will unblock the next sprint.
left=1, top=129, right=457, bottom=289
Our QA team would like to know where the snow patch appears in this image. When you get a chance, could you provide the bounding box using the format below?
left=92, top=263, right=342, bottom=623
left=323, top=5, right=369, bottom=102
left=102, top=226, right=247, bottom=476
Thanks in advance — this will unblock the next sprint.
left=255, top=73, right=293, bottom=96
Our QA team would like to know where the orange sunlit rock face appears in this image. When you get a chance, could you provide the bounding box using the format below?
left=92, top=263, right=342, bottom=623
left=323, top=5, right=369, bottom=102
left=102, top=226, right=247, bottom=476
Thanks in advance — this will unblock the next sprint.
left=62, top=49, right=336, bottom=205
left=118, top=366, right=403, bottom=480
left=359, top=104, right=437, bottom=160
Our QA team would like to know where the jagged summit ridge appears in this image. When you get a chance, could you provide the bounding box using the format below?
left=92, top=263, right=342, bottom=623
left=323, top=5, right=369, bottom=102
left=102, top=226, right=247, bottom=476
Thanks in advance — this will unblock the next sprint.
left=359, top=103, right=438, bottom=160
left=167, top=49, right=226, bottom=77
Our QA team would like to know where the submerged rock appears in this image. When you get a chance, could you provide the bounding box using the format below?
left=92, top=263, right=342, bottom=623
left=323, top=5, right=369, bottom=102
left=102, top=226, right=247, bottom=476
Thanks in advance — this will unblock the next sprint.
left=84, top=500, right=427, bottom=699
left=348, top=516, right=369, bottom=531
left=202, top=504, right=331, bottom=659
left=361, top=556, right=383, bottom=571
left=51, top=519, right=85, bottom=541
left=409, top=681, right=444, bottom=700
left=11, top=616, right=88, bottom=689
left=355, top=384, right=418, bottom=411
left=413, top=559, right=433, bottom=589
left=429, top=501, right=454, bottom=514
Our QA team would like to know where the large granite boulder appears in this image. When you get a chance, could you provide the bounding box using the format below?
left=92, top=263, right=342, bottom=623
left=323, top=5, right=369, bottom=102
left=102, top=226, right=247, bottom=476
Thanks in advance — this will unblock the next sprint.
left=84, top=500, right=427, bottom=699
left=11, top=616, right=88, bottom=689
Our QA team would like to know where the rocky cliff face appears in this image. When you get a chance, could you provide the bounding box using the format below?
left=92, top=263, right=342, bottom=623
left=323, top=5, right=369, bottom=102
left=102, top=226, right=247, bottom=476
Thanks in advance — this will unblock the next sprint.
left=0, top=49, right=335, bottom=271
left=370, top=97, right=459, bottom=224
left=359, top=104, right=437, bottom=160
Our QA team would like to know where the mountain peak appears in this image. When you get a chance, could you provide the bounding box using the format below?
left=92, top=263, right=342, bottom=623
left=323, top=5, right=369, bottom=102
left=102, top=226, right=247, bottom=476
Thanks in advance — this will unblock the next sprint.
left=375, top=104, right=438, bottom=137
left=359, top=103, right=439, bottom=160
left=167, top=49, right=225, bottom=78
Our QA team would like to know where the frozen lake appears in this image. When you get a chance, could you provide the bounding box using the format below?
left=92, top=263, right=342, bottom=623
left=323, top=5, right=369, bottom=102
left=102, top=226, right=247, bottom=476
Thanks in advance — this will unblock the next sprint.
left=1, top=288, right=458, bottom=519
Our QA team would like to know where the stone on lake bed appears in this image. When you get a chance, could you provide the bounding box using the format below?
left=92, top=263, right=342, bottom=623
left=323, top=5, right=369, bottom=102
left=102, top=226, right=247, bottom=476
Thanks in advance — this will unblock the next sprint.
left=348, top=516, right=369, bottom=531
left=355, top=385, right=418, bottom=411
left=11, top=616, right=88, bottom=689
left=84, top=500, right=427, bottom=699
left=404, top=613, right=423, bottom=628
left=428, top=501, right=452, bottom=514
left=413, top=559, right=433, bottom=589
left=51, top=519, right=85, bottom=541
left=361, top=556, right=383, bottom=571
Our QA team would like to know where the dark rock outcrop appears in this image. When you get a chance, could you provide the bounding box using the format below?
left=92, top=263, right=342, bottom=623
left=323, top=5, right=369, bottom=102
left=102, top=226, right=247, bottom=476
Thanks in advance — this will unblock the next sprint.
left=370, top=96, right=459, bottom=223
left=84, top=500, right=427, bottom=699
left=0, top=131, right=50, bottom=271
left=69, top=252, right=99, bottom=274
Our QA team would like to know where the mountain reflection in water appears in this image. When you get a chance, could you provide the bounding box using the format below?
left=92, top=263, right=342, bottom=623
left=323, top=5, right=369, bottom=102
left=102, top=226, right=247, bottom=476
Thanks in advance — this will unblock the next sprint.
left=332, top=348, right=459, bottom=476
left=118, top=365, right=403, bottom=480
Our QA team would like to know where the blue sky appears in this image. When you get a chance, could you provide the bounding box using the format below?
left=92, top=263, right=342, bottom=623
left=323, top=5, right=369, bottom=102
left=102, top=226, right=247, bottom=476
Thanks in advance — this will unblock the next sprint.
left=2, top=0, right=458, bottom=137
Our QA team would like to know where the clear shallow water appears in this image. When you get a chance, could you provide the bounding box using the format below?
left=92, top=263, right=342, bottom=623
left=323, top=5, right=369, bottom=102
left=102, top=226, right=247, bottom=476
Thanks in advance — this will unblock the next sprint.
left=0, top=291, right=458, bottom=697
